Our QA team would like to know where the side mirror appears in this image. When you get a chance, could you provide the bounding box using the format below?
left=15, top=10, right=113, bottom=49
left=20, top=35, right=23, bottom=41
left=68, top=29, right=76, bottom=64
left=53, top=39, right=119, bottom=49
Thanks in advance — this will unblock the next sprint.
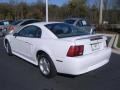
left=13, top=33, right=19, bottom=37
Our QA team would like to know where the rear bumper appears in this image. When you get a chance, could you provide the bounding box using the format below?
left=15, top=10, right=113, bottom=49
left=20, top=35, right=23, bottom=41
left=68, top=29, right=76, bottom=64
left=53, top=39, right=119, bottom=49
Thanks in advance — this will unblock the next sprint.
left=57, top=47, right=111, bottom=75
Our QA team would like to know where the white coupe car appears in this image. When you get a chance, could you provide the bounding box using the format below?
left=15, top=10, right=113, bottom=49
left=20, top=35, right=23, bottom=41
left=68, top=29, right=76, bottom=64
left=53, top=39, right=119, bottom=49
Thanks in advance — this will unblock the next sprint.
left=4, top=22, right=111, bottom=78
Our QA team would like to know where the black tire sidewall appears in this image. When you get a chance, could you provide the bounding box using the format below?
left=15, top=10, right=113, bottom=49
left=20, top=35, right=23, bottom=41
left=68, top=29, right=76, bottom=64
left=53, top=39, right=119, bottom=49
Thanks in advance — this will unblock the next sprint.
left=6, top=42, right=12, bottom=56
left=38, top=53, right=57, bottom=78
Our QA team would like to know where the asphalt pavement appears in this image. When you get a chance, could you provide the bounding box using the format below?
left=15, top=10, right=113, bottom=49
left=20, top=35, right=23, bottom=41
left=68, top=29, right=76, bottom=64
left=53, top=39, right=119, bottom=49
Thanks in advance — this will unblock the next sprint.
left=0, top=38, right=120, bottom=90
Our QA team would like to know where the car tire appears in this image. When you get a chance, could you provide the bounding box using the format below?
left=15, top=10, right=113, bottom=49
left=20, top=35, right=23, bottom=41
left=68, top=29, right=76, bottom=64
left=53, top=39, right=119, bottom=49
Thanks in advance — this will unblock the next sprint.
left=5, top=41, right=12, bottom=56
left=38, top=53, right=57, bottom=78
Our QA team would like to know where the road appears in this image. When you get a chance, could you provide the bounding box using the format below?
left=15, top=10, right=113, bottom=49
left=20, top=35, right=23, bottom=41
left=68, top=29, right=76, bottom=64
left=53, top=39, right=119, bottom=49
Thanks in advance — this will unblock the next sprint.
left=0, top=38, right=120, bottom=90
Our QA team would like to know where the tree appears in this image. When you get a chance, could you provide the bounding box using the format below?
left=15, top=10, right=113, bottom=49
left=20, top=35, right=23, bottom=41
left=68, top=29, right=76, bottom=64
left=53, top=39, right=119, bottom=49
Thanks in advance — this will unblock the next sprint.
left=103, top=0, right=109, bottom=21
left=67, top=0, right=88, bottom=17
left=115, top=0, right=120, bottom=9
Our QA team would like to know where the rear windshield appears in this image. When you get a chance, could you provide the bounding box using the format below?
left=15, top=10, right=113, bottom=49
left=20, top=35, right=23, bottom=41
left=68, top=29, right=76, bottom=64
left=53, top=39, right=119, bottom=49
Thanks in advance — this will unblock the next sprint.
left=45, top=23, right=88, bottom=38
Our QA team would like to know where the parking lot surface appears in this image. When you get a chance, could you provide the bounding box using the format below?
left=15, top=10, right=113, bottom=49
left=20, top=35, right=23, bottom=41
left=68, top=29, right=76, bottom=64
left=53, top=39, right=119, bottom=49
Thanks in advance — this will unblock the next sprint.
left=0, top=38, right=120, bottom=90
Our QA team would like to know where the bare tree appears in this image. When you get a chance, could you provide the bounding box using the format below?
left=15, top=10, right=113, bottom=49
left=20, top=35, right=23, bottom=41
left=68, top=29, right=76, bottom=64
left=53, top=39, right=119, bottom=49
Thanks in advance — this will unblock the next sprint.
left=103, top=0, right=109, bottom=21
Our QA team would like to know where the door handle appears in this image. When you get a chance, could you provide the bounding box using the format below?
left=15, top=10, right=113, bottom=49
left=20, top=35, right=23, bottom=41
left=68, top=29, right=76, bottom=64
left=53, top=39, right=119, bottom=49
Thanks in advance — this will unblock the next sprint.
left=25, top=42, right=29, bottom=44
left=25, top=42, right=32, bottom=45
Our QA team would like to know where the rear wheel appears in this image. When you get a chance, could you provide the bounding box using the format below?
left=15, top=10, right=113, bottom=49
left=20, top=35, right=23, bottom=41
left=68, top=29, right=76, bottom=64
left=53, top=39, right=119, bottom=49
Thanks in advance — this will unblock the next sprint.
left=5, top=41, right=12, bottom=56
left=38, top=53, right=57, bottom=78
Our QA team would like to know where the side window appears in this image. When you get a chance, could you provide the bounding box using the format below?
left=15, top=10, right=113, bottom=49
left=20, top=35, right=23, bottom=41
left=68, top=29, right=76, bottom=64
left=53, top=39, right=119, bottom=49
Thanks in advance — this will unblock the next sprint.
left=18, top=26, right=41, bottom=38
left=3, top=21, right=9, bottom=25
left=0, top=22, right=4, bottom=25
left=77, top=20, right=90, bottom=27
left=76, top=20, right=83, bottom=27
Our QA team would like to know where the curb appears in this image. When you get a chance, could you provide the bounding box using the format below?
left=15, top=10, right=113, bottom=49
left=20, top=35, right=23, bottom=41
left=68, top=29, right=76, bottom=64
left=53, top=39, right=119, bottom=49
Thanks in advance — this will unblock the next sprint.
left=105, top=34, right=116, bottom=47
left=113, top=34, right=120, bottom=50
left=112, top=49, right=120, bottom=55
left=97, top=33, right=116, bottom=47
left=103, top=34, right=120, bottom=55
left=113, top=34, right=120, bottom=55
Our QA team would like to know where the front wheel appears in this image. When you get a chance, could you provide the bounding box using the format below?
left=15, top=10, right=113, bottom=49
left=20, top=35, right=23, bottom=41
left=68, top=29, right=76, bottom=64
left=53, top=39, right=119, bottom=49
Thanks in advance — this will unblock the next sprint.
left=5, top=41, right=12, bottom=56
left=38, top=53, right=57, bottom=78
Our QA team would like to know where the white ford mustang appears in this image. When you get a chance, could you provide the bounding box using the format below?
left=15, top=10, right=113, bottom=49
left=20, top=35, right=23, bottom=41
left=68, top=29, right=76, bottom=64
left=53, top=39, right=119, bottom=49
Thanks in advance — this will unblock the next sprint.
left=4, top=22, right=111, bottom=78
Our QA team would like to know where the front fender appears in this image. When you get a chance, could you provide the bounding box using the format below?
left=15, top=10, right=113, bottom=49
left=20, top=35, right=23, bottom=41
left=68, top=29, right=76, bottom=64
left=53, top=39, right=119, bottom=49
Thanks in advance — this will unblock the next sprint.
left=4, top=35, right=12, bottom=47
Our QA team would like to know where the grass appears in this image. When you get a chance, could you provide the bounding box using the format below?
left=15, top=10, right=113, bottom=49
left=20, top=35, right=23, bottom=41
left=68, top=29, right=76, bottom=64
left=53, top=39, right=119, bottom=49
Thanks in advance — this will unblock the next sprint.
left=117, top=35, right=120, bottom=48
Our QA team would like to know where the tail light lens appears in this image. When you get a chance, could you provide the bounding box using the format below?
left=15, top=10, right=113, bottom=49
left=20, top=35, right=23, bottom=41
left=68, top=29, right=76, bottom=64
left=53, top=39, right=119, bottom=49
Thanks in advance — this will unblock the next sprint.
left=67, top=45, right=84, bottom=57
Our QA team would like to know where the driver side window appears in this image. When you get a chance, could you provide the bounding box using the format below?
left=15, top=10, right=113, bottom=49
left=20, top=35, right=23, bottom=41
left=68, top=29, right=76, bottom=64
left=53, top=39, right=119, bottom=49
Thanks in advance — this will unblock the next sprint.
left=76, top=20, right=83, bottom=27
left=18, top=25, right=41, bottom=38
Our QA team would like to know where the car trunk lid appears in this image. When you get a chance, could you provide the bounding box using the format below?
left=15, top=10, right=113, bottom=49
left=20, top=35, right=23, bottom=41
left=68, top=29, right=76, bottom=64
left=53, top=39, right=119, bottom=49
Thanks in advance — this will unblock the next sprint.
left=62, top=34, right=107, bottom=56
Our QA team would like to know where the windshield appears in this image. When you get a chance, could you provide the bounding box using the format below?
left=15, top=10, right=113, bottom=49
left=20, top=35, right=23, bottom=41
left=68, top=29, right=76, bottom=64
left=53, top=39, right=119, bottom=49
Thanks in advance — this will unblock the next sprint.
left=45, top=23, right=89, bottom=38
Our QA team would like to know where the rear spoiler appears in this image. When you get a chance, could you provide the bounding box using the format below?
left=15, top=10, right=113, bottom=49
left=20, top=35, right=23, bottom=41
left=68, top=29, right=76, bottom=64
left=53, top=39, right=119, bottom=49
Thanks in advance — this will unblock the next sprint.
left=76, top=35, right=104, bottom=41
left=90, top=35, right=103, bottom=41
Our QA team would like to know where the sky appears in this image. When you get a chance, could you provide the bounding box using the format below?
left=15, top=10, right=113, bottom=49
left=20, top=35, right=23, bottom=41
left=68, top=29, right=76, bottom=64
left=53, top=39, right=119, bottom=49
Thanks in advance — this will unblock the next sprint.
left=49, top=0, right=69, bottom=6
left=0, top=0, right=95, bottom=6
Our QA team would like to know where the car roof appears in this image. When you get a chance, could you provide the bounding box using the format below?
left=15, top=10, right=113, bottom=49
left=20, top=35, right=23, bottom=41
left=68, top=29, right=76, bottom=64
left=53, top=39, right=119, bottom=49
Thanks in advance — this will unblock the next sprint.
left=14, top=19, right=39, bottom=22
left=17, top=19, right=37, bottom=20
left=0, top=20, right=9, bottom=22
left=31, top=22, right=63, bottom=26
left=22, top=19, right=39, bottom=21
left=11, top=19, right=41, bottom=25
left=65, top=18, right=86, bottom=21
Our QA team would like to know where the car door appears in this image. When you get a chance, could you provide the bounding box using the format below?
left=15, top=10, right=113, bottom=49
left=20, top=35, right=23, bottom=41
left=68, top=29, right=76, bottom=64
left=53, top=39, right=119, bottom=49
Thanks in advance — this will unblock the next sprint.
left=11, top=25, right=41, bottom=60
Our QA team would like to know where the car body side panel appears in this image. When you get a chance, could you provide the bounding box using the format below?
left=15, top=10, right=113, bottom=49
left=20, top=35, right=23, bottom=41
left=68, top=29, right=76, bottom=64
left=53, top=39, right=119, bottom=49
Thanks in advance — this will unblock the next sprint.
left=32, top=38, right=74, bottom=72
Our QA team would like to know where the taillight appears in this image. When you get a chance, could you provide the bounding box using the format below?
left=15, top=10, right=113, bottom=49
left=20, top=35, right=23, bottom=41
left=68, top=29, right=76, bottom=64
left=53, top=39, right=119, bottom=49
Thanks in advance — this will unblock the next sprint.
left=67, top=45, right=84, bottom=57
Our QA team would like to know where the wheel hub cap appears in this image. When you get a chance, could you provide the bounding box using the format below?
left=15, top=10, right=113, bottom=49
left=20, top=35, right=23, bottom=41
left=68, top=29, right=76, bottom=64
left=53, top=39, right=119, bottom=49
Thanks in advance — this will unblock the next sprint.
left=39, top=57, right=50, bottom=75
